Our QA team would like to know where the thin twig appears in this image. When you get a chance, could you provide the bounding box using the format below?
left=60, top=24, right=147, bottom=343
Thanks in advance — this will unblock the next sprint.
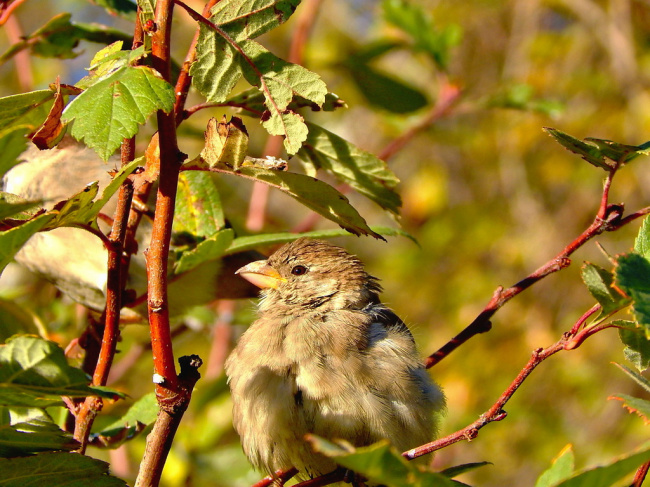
left=425, top=171, right=642, bottom=368
left=409, top=312, right=609, bottom=459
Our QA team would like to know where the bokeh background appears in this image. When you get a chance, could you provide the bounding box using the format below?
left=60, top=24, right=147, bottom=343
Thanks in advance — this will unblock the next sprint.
left=1, top=0, right=650, bottom=485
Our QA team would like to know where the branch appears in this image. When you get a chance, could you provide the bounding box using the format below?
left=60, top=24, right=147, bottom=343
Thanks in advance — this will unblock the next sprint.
left=73, top=138, right=136, bottom=452
left=425, top=177, right=645, bottom=368
left=409, top=310, right=612, bottom=459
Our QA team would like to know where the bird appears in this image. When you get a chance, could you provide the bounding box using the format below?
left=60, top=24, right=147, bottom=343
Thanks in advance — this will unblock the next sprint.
left=225, top=238, right=445, bottom=480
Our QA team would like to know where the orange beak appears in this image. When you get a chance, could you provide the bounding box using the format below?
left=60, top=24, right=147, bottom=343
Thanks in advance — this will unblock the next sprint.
left=235, top=260, right=286, bottom=289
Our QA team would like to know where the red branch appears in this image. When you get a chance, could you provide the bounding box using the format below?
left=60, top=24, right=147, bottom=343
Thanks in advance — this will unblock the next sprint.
left=425, top=193, right=650, bottom=368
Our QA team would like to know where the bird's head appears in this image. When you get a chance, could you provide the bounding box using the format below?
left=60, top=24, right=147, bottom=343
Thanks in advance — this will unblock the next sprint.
left=235, top=238, right=381, bottom=312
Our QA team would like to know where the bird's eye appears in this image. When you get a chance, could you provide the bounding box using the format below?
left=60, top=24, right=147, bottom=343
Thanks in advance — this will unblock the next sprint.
left=291, top=265, right=308, bottom=276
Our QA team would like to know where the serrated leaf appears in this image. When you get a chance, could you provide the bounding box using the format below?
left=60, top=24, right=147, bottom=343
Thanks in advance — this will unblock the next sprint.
left=174, top=170, right=225, bottom=237
left=552, top=441, right=650, bottom=487
left=211, top=0, right=301, bottom=41
left=190, top=24, right=244, bottom=103
left=613, top=362, right=650, bottom=394
left=583, top=138, right=650, bottom=165
left=619, top=326, right=650, bottom=372
left=615, top=253, right=650, bottom=338
left=535, top=445, right=574, bottom=487
left=0, top=417, right=79, bottom=457
left=218, top=166, right=383, bottom=239
left=298, top=123, right=402, bottom=213
left=223, top=226, right=414, bottom=255
left=544, top=128, right=611, bottom=170
left=174, top=228, right=235, bottom=274
left=225, top=89, right=346, bottom=117
left=308, top=436, right=462, bottom=487
left=0, top=451, right=128, bottom=485
left=261, top=109, right=308, bottom=154
left=581, top=262, right=629, bottom=316
left=197, top=116, right=249, bottom=169
left=0, top=90, right=54, bottom=138
left=544, top=128, right=650, bottom=171
left=0, top=335, right=117, bottom=408
left=610, top=394, right=650, bottom=425
left=634, top=216, right=650, bottom=260
left=63, top=65, right=174, bottom=160
left=0, top=213, right=54, bottom=276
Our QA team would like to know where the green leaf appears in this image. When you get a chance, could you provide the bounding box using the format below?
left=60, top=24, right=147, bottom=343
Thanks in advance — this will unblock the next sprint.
left=0, top=451, right=128, bottom=485
left=225, top=89, right=346, bottom=117
left=613, top=362, right=650, bottom=394
left=344, top=61, right=428, bottom=114
left=552, top=441, right=650, bottom=487
left=261, top=109, right=308, bottom=154
left=174, top=170, right=226, bottom=238
left=75, top=42, right=147, bottom=89
left=382, top=0, right=461, bottom=70
left=298, top=123, right=402, bottom=214
left=223, top=227, right=414, bottom=255
left=0, top=298, right=42, bottom=343
left=580, top=262, right=629, bottom=316
left=439, top=462, right=491, bottom=478
left=583, top=138, right=650, bottom=165
left=93, top=0, right=137, bottom=18
left=0, top=335, right=116, bottom=408
left=0, top=126, right=30, bottom=179
left=0, top=90, right=54, bottom=138
left=485, top=84, right=563, bottom=118
left=211, top=0, right=301, bottom=41
left=91, top=393, right=158, bottom=447
left=63, top=65, right=175, bottom=161
left=0, top=213, right=55, bottom=276
left=610, top=393, right=650, bottom=425
left=615, top=253, right=650, bottom=337
left=0, top=416, right=79, bottom=457
left=544, top=128, right=650, bottom=171
left=634, top=216, right=650, bottom=260
left=42, top=182, right=99, bottom=230
left=619, top=325, right=650, bottom=371
left=308, top=436, right=462, bottom=487
left=174, top=228, right=235, bottom=274
left=0, top=193, right=42, bottom=221
left=535, top=445, right=574, bottom=487
left=218, top=166, right=383, bottom=239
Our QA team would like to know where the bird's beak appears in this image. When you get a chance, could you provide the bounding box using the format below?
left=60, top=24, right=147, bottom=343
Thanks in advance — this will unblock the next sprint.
left=235, top=260, right=286, bottom=289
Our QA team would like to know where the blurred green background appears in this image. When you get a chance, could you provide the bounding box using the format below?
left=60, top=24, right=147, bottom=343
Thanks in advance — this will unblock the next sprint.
left=1, top=0, right=649, bottom=485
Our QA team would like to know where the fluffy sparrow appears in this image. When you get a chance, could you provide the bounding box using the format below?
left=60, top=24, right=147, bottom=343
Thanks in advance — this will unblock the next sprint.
left=226, top=238, right=445, bottom=479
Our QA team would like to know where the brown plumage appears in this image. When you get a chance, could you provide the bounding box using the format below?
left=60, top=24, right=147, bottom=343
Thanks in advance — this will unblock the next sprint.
left=225, top=238, right=445, bottom=479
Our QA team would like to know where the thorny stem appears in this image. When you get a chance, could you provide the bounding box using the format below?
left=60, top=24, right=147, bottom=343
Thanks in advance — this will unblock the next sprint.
left=73, top=139, right=136, bottom=452
left=426, top=173, right=650, bottom=368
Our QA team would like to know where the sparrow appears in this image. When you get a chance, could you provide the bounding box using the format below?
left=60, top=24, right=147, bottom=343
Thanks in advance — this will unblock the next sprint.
left=225, top=238, right=445, bottom=480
